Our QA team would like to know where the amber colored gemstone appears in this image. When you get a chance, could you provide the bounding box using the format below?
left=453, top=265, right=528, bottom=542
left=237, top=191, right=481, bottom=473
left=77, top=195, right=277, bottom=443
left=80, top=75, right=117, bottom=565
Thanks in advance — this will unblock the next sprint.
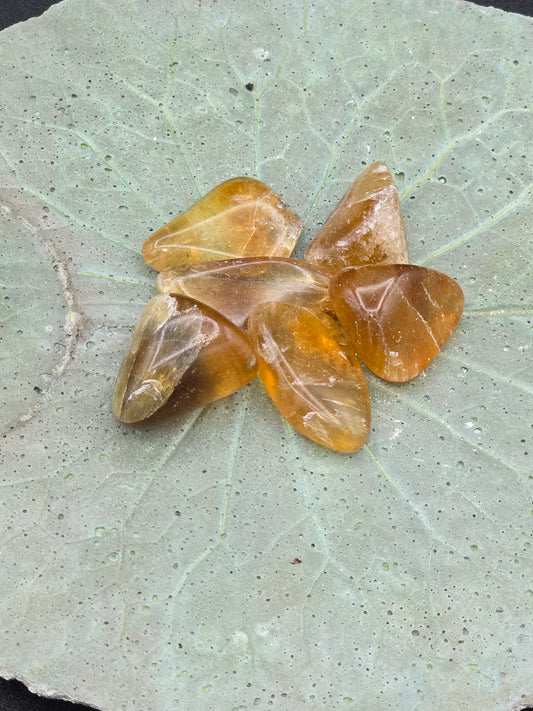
left=142, top=177, right=303, bottom=271
left=330, top=265, right=464, bottom=382
left=112, top=294, right=257, bottom=423
left=305, top=162, right=408, bottom=273
left=247, top=303, right=371, bottom=453
left=157, top=257, right=332, bottom=328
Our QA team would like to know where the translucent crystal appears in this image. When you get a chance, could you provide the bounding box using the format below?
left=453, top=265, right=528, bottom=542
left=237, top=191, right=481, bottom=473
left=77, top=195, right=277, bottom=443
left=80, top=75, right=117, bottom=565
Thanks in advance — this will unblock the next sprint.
left=113, top=294, right=257, bottom=422
left=330, top=264, right=464, bottom=381
left=157, top=257, right=331, bottom=328
left=143, top=177, right=303, bottom=271
left=248, top=302, right=371, bottom=452
left=305, top=162, right=408, bottom=273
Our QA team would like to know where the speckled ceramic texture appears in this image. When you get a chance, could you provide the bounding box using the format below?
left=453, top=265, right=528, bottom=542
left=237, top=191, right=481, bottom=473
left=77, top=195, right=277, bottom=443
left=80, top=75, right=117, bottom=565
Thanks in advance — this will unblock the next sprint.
left=0, top=0, right=532, bottom=710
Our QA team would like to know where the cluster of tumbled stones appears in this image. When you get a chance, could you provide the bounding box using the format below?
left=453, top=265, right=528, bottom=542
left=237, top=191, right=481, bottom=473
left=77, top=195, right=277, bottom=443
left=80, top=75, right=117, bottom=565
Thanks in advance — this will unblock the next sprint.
left=112, top=163, right=464, bottom=453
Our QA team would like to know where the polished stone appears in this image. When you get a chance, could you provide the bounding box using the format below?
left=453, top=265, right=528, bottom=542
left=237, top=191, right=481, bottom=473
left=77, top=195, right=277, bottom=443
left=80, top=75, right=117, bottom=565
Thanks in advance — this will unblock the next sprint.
left=157, top=257, right=332, bottom=328
left=305, top=162, right=408, bottom=273
left=330, top=265, right=464, bottom=382
left=142, top=177, right=303, bottom=271
left=112, top=294, right=257, bottom=423
left=247, top=302, right=371, bottom=452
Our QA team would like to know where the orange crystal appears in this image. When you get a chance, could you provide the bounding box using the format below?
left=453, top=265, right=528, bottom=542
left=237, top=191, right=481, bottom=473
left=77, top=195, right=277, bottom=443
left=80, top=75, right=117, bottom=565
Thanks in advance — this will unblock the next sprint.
left=157, top=257, right=332, bottom=328
left=305, top=162, right=408, bottom=273
left=112, top=294, right=257, bottom=423
left=142, top=177, right=303, bottom=271
left=247, top=302, right=371, bottom=452
left=330, top=265, right=464, bottom=382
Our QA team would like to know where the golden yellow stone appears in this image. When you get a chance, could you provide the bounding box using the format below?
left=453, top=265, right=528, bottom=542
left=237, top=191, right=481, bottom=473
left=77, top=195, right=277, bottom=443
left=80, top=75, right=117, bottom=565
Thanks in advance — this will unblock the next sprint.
left=247, top=303, right=371, bottom=453
left=142, top=177, right=303, bottom=271
left=330, top=265, right=464, bottom=382
left=157, top=257, right=332, bottom=328
left=305, top=162, right=408, bottom=273
left=112, top=294, right=257, bottom=423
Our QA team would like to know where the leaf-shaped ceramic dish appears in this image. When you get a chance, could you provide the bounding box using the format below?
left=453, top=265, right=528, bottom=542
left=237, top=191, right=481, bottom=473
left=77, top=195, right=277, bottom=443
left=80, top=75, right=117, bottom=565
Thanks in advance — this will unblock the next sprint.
left=0, top=1, right=532, bottom=710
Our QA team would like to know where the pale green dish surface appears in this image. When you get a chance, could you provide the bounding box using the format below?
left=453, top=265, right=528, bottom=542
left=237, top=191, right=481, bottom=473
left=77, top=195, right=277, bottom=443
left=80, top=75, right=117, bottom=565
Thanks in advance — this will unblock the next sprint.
left=0, top=0, right=532, bottom=709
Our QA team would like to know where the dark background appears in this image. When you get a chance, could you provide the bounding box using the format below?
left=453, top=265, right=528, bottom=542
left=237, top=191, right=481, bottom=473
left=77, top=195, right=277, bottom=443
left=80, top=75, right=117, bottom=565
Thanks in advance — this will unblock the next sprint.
left=0, top=0, right=532, bottom=709
left=1, top=0, right=533, bottom=33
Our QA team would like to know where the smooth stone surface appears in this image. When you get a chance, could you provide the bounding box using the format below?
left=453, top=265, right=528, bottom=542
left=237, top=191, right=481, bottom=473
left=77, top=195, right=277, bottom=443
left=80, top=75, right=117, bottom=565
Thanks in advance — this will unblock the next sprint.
left=142, top=177, right=303, bottom=271
left=113, top=294, right=257, bottom=422
left=248, top=302, right=371, bottom=452
left=157, top=257, right=332, bottom=328
left=305, top=162, right=408, bottom=273
left=330, top=265, right=464, bottom=382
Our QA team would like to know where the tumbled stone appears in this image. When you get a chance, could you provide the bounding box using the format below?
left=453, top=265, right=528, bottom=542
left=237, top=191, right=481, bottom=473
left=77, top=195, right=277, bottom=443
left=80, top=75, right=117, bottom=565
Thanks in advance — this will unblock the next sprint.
left=330, top=265, right=464, bottom=382
left=247, top=302, right=371, bottom=452
left=305, top=162, right=408, bottom=273
left=157, top=257, right=332, bottom=328
left=112, top=294, right=257, bottom=423
left=142, top=177, right=303, bottom=271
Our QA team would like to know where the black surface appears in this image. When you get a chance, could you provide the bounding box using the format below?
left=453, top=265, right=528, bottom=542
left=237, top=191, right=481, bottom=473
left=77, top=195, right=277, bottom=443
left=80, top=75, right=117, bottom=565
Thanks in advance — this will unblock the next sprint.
left=0, top=0, right=63, bottom=30
left=0, top=679, right=94, bottom=711
left=0, top=0, right=532, bottom=30
left=472, top=0, right=533, bottom=13
left=0, top=0, right=532, bottom=710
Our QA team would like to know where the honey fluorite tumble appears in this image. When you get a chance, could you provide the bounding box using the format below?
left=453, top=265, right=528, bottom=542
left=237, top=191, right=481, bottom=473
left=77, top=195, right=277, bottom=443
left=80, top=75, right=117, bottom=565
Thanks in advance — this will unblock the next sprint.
left=305, top=162, right=408, bottom=273
left=330, top=265, right=464, bottom=382
left=247, top=303, right=371, bottom=452
left=157, top=257, right=332, bottom=328
left=142, top=177, right=303, bottom=271
left=112, top=294, right=257, bottom=423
